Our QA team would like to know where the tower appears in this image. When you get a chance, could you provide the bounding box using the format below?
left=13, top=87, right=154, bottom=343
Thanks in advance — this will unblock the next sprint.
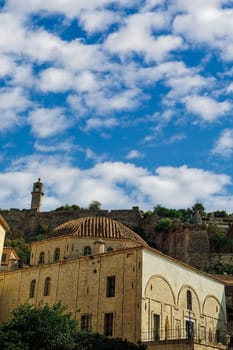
left=30, top=178, right=44, bottom=211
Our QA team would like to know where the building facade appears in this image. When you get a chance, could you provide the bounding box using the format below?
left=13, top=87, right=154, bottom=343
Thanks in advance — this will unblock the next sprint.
left=0, top=216, right=228, bottom=349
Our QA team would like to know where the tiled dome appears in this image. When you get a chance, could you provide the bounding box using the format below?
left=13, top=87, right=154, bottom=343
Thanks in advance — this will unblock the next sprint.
left=47, top=216, right=148, bottom=247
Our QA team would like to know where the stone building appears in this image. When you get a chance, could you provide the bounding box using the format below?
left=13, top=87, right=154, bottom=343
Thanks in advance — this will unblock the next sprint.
left=0, top=216, right=229, bottom=350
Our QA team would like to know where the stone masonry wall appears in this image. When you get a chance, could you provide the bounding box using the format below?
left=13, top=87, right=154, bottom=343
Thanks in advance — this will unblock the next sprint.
left=1, top=207, right=233, bottom=271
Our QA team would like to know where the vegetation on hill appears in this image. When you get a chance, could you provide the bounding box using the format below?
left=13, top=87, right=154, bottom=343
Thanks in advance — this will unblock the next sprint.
left=0, top=303, right=146, bottom=350
left=3, top=201, right=233, bottom=274
left=4, top=230, right=30, bottom=266
left=54, top=201, right=102, bottom=212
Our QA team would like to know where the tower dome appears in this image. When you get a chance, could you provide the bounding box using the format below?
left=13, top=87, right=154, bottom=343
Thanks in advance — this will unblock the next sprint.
left=47, top=216, right=148, bottom=247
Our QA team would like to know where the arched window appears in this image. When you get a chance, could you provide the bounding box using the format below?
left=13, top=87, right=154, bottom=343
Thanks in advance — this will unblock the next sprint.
left=84, top=246, right=92, bottom=256
left=107, top=247, right=113, bottom=252
left=44, top=277, right=51, bottom=296
left=38, top=251, right=45, bottom=264
left=187, top=290, right=192, bottom=310
left=54, top=248, right=60, bottom=262
left=29, top=279, right=36, bottom=298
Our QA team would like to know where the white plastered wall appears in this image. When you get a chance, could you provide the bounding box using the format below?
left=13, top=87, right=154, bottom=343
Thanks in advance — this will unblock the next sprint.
left=141, top=248, right=227, bottom=342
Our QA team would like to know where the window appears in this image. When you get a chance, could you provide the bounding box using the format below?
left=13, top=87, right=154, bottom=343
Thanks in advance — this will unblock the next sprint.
left=54, top=248, right=60, bottom=262
left=187, top=290, right=192, bottom=310
left=29, top=279, right=36, bottom=298
left=44, top=277, right=51, bottom=296
left=104, top=313, right=113, bottom=336
left=1, top=253, right=6, bottom=263
left=186, top=320, right=194, bottom=339
left=38, top=251, right=45, bottom=264
left=106, top=276, right=115, bottom=297
left=84, top=246, right=92, bottom=256
left=107, top=247, right=113, bottom=252
left=153, top=314, right=160, bottom=340
left=81, top=314, right=92, bottom=332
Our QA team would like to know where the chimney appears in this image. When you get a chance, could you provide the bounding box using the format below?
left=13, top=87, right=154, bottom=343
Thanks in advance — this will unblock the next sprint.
left=93, top=240, right=105, bottom=255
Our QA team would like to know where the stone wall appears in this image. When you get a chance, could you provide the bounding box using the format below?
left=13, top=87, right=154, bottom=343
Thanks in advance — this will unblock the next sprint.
left=0, top=247, right=142, bottom=343
left=0, top=206, right=143, bottom=241
left=159, top=225, right=211, bottom=270
left=1, top=207, right=233, bottom=272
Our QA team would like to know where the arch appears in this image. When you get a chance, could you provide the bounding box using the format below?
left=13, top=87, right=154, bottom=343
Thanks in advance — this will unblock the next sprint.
left=54, top=247, right=60, bottom=262
left=177, top=285, right=201, bottom=314
left=84, top=246, right=92, bottom=256
left=202, top=295, right=226, bottom=320
left=144, top=274, right=176, bottom=305
left=38, top=251, right=45, bottom=264
left=107, top=247, right=113, bottom=252
left=29, top=279, right=36, bottom=298
left=44, top=277, right=51, bottom=296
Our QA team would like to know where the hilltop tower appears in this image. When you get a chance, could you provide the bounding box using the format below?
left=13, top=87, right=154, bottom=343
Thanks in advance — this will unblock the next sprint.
left=30, top=178, right=44, bottom=212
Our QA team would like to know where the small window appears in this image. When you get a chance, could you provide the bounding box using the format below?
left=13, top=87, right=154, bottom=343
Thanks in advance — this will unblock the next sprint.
left=38, top=251, right=45, bottom=264
left=81, top=314, right=92, bottom=332
left=104, top=313, right=113, bottom=336
left=84, top=246, right=92, bottom=256
left=1, top=253, right=6, bottom=263
left=29, top=279, right=36, bottom=299
left=106, top=276, right=115, bottom=298
left=54, top=248, right=60, bottom=262
left=187, top=290, right=192, bottom=310
left=107, top=247, right=113, bottom=252
left=44, top=277, right=51, bottom=296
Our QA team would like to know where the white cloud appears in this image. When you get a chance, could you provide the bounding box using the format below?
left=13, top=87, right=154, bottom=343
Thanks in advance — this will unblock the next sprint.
left=183, top=95, right=231, bottom=121
left=79, top=9, right=118, bottom=33
left=126, top=150, right=144, bottom=160
left=28, top=108, right=72, bottom=138
left=105, top=12, right=183, bottom=62
left=34, top=140, right=75, bottom=153
left=85, top=148, right=107, bottom=163
left=38, top=68, right=74, bottom=92
left=212, top=129, right=233, bottom=157
left=4, top=0, right=135, bottom=19
left=173, top=3, right=233, bottom=60
left=2, top=156, right=231, bottom=212
left=84, top=117, right=118, bottom=131
left=0, top=87, right=30, bottom=130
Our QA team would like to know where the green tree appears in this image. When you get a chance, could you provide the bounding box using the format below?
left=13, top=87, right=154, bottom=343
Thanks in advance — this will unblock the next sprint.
left=192, top=203, right=205, bottom=216
left=55, top=204, right=81, bottom=211
left=209, top=233, right=228, bottom=253
left=88, top=201, right=101, bottom=211
left=0, top=302, right=78, bottom=350
left=212, top=210, right=228, bottom=218
left=5, top=231, right=30, bottom=265
left=153, top=205, right=192, bottom=222
left=154, top=218, right=172, bottom=233
left=72, top=332, right=147, bottom=350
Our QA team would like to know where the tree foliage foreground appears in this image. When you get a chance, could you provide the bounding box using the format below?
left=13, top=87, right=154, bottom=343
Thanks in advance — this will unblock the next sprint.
left=0, top=303, right=147, bottom=350
left=0, top=302, right=78, bottom=350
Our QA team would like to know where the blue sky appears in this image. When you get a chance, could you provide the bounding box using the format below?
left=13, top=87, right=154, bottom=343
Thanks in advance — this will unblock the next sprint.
left=0, top=0, right=233, bottom=212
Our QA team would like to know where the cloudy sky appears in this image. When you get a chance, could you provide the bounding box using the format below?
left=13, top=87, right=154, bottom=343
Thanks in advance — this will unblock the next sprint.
left=0, top=0, right=233, bottom=212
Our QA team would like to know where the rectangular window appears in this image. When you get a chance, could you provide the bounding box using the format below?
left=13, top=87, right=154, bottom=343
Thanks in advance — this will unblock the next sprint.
left=1, top=253, right=6, bottom=263
left=81, top=314, right=92, bottom=332
left=104, top=313, right=113, bottom=336
left=186, top=320, right=194, bottom=339
left=153, top=314, right=160, bottom=340
left=106, top=276, right=115, bottom=297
